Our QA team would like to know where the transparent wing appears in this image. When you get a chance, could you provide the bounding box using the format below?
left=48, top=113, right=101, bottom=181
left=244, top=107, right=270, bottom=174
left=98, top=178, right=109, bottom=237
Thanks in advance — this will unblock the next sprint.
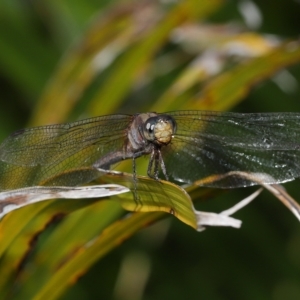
left=162, top=111, right=300, bottom=188
left=0, top=115, right=132, bottom=190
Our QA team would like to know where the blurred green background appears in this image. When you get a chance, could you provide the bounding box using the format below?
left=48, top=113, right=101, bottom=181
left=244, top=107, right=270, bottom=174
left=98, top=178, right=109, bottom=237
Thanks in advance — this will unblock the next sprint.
left=1, top=0, right=300, bottom=299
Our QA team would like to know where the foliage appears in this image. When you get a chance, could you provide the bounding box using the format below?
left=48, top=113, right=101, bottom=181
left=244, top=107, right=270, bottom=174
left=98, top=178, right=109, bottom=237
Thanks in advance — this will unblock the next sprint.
left=1, top=0, right=300, bottom=299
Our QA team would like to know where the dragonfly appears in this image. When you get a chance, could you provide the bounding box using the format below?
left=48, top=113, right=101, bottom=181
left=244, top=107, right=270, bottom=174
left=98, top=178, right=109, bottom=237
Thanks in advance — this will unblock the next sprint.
left=0, top=110, right=300, bottom=192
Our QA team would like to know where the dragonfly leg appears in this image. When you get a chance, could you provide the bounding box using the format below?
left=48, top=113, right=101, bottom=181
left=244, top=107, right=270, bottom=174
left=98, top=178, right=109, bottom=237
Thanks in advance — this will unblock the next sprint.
left=147, top=148, right=168, bottom=180
left=158, top=149, right=169, bottom=181
left=153, top=151, right=160, bottom=180
left=147, top=150, right=155, bottom=179
left=132, top=154, right=141, bottom=205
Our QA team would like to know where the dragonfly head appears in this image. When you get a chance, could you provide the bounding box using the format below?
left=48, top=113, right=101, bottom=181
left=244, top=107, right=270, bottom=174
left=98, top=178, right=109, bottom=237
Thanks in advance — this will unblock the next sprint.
left=143, top=115, right=177, bottom=146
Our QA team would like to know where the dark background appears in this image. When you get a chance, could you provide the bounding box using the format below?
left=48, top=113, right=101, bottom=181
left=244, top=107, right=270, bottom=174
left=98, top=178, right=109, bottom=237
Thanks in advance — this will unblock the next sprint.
left=1, top=0, right=300, bottom=299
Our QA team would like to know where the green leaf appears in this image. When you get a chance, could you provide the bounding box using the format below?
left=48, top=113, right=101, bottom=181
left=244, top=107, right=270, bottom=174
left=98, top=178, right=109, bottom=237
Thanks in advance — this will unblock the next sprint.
left=99, top=171, right=197, bottom=229
left=5, top=200, right=124, bottom=300
left=26, top=207, right=167, bottom=300
left=192, top=41, right=300, bottom=111
left=1, top=1, right=300, bottom=299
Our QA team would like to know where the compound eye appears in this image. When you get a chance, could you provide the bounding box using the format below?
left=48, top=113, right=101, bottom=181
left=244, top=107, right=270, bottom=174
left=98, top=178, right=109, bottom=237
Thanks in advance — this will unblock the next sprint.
left=143, top=115, right=176, bottom=145
left=143, top=118, right=157, bottom=141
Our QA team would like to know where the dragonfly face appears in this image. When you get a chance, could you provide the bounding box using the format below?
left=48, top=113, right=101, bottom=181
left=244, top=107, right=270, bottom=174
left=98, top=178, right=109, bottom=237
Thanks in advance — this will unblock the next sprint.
left=141, top=115, right=177, bottom=145
left=0, top=111, right=300, bottom=191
